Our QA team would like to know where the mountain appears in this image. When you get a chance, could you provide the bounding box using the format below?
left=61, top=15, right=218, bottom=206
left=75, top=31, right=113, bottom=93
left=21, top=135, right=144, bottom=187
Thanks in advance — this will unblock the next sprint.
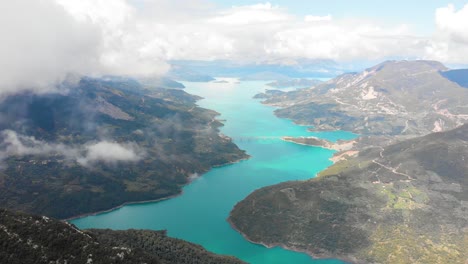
left=101, top=75, right=186, bottom=89
left=229, top=124, right=468, bottom=264
left=140, top=76, right=186, bottom=89
left=170, top=59, right=346, bottom=80
left=240, top=72, right=290, bottom=81
left=0, top=208, right=245, bottom=264
left=266, top=79, right=323, bottom=89
left=0, top=77, right=247, bottom=219
left=259, top=60, right=468, bottom=136
left=253, top=89, right=286, bottom=100
left=167, top=65, right=215, bottom=82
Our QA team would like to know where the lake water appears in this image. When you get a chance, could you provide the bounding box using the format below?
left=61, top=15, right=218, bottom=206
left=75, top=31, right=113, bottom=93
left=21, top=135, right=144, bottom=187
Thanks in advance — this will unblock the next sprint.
left=71, top=79, right=356, bottom=264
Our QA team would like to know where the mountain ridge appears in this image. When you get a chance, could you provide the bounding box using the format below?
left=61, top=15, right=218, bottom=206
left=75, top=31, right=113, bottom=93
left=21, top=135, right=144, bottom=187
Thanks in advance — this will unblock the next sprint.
left=0, top=77, right=248, bottom=219
left=258, top=60, right=468, bottom=137
left=231, top=60, right=468, bottom=263
left=229, top=123, right=468, bottom=264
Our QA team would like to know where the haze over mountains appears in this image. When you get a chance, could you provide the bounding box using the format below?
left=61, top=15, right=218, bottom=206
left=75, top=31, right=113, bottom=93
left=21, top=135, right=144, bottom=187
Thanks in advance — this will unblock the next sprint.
left=169, top=59, right=345, bottom=81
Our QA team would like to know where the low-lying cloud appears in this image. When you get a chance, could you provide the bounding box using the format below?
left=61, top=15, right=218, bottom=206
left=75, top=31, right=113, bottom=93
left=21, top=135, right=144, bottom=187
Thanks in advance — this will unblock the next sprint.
left=0, top=130, right=77, bottom=158
left=78, top=141, right=142, bottom=166
left=0, top=0, right=169, bottom=97
left=0, top=130, right=143, bottom=167
left=0, top=0, right=100, bottom=96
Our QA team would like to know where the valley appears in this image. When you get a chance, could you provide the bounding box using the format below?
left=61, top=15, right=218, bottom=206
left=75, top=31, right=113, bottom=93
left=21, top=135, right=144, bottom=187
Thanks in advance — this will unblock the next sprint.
left=229, top=61, right=468, bottom=264
left=70, top=79, right=355, bottom=264
left=3, top=1, right=468, bottom=263
left=1, top=61, right=467, bottom=263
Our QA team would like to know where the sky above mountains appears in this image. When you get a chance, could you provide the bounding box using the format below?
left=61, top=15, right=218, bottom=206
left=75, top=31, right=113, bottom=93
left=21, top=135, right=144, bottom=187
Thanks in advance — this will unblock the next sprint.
left=215, top=0, right=468, bottom=34
left=1, top=0, right=468, bottom=95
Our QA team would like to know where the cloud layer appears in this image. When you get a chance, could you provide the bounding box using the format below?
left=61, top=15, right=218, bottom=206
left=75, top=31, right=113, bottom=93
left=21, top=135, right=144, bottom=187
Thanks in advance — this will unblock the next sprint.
left=1, top=1, right=467, bottom=94
left=0, top=0, right=100, bottom=95
left=78, top=141, right=143, bottom=166
left=0, top=130, right=143, bottom=167
left=426, top=4, right=468, bottom=64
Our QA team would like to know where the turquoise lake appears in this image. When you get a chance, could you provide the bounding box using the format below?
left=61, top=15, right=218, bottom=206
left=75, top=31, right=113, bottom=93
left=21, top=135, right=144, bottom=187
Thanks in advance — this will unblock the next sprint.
left=71, top=79, right=356, bottom=264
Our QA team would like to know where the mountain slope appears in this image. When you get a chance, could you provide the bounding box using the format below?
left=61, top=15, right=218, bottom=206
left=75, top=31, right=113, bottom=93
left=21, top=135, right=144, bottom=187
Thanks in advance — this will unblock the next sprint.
left=0, top=78, right=247, bottom=219
left=229, top=124, right=468, bottom=263
left=0, top=208, right=245, bottom=264
left=260, top=60, right=468, bottom=136
left=266, top=79, right=323, bottom=89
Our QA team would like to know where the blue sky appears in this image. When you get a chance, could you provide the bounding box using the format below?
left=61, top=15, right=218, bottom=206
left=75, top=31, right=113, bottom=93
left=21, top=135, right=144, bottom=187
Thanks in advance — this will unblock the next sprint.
left=214, top=0, right=468, bottom=33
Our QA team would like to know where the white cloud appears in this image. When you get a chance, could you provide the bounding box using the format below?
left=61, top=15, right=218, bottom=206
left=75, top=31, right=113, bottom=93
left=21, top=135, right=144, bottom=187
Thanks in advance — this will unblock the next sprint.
left=56, top=0, right=170, bottom=77
left=131, top=2, right=424, bottom=63
left=55, top=0, right=134, bottom=27
left=260, top=18, right=428, bottom=62
left=55, top=0, right=427, bottom=66
left=0, top=130, right=143, bottom=166
left=144, top=2, right=430, bottom=62
left=304, top=14, right=332, bottom=22
left=0, top=0, right=169, bottom=97
left=208, top=3, right=291, bottom=25
left=425, top=4, right=468, bottom=64
left=0, top=0, right=100, bottom=96
left=79, top=141, right=142, bottom=166
left=1, top=0, right=467, bottom=95
left=0, top=130, right=77, bottom=158
left=434, top=4, right=468, bottom=44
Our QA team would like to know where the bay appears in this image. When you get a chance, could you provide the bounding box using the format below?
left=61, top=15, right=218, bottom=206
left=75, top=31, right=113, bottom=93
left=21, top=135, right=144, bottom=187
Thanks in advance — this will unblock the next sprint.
left=71, top=79, right=356, bottom=264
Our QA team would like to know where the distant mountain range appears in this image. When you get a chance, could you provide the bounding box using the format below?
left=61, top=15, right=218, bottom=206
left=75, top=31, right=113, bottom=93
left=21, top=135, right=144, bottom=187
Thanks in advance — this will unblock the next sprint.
left=0, top=208, right=245, bottom=264
left=169, top=59, right=348, bottom=80
left=266, top=79, right=323, bottom=89
left=230, top=60, right=468, bottom=264
left=0, top=77, right=247, bottom=219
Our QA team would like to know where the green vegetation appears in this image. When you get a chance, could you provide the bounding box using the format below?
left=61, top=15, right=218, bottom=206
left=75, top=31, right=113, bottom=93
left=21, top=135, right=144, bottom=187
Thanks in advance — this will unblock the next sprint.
left=0, top=78, right=247, bottom=219
left=236, top=61, right=468, bottom=263
left=230, top=124, right=468, bottom=263
left=317, top=159, right=366, bottom=178
left=363, top=225, right=466, bottom=264
left=0, top=208, right=245, bottom=264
